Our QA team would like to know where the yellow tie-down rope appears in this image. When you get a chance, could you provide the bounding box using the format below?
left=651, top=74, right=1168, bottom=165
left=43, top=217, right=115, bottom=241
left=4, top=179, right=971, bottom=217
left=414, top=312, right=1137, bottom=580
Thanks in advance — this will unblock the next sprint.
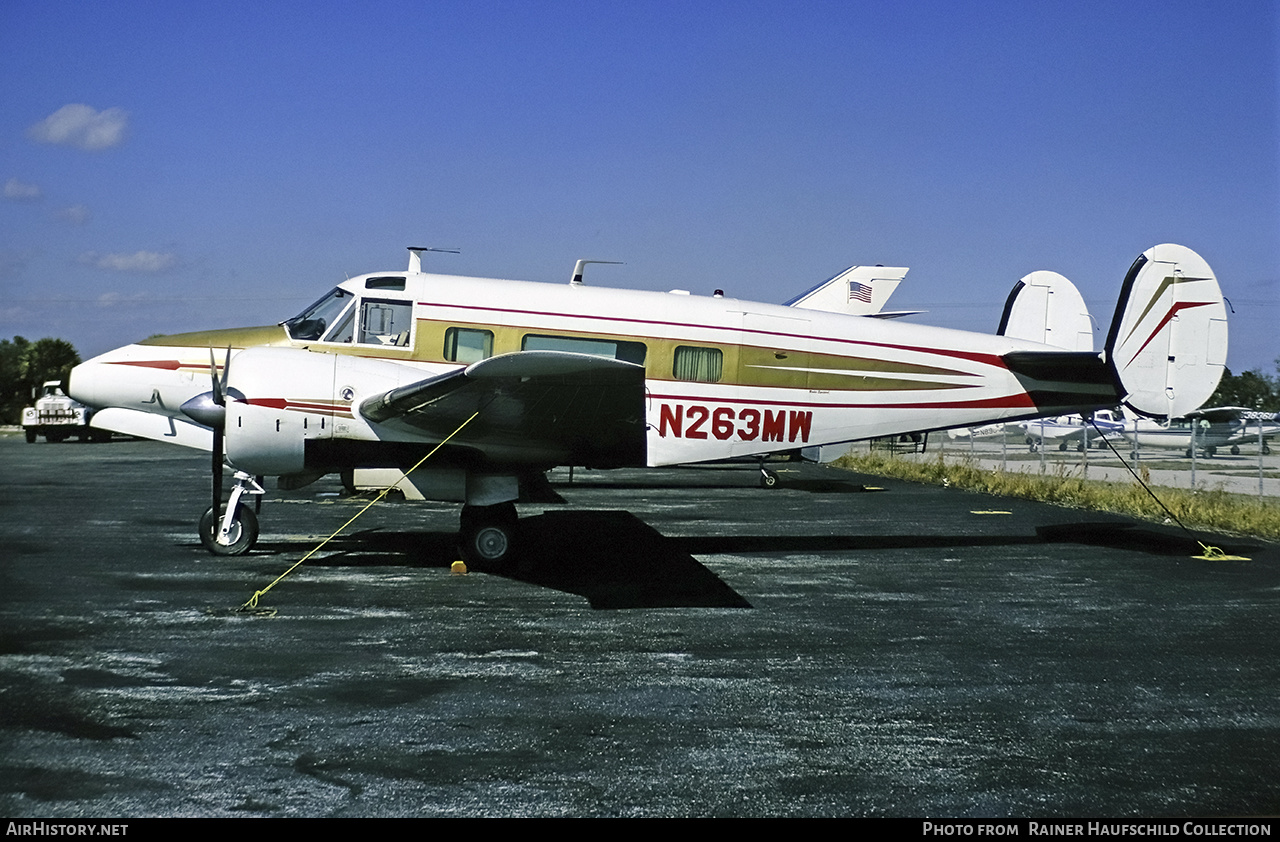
left=1193, top=543, right=1251, bottom=562
left=239, top=411, right=480, bottom=613
left=1085, top=419, right=1251, bottom=563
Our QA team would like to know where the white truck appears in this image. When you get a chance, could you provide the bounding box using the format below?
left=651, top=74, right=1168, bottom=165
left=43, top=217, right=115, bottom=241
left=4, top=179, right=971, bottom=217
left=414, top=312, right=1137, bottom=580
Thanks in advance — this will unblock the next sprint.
left=21, top=381, right=109, bottom=443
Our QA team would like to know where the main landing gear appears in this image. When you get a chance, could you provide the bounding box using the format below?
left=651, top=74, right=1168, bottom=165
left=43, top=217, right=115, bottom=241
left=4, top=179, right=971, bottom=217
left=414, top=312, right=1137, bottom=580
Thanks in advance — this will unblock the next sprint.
left=458, top=502, right=518, bottom=565
left=200, top=471, right=264, bottom=556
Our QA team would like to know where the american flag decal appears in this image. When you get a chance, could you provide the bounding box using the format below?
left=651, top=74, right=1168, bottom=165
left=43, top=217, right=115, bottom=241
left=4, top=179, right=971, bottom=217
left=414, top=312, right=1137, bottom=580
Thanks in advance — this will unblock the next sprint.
left=848, top=281, right=873, bottom=303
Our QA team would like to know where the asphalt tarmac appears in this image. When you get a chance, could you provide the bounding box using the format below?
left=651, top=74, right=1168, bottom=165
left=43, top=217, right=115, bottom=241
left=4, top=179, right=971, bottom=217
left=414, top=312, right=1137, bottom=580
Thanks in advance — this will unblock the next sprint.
left=2, top=434, right=1278, bottom=817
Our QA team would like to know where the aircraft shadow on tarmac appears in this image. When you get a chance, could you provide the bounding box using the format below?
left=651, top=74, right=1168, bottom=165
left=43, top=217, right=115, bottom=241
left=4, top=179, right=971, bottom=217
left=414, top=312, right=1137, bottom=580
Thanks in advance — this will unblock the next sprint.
left=1033, top=521, right=1264, bottom=558
left=678, top=522, right=1262, bottom=559
left=247, top=509, right=1264, bottom=611
left=256, top=510, right=753, bottom=610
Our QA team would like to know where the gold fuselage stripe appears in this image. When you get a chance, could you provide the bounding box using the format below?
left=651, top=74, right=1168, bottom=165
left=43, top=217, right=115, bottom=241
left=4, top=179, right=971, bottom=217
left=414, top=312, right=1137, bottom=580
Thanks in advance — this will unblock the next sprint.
left=139, top=312, right=983, bottom=394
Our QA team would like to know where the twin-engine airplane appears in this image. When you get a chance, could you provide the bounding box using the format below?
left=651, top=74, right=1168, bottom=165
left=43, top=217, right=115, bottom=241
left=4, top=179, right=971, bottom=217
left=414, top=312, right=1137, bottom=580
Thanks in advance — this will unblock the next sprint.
left=69, top=243, right=1228, bottom=563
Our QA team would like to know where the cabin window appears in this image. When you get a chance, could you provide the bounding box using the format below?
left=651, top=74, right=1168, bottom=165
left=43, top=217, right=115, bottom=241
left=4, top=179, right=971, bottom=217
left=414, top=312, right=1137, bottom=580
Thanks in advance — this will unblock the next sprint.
left=674, top=345, right=723, bottom=382
left=365, top=276, right=406, bottom=291
left=521, top=334, right=647, bottom=364
left=444, top=327, right=494, bottom=363
left=358, top=299, right=412, bottom=346
left=284, top=288, right=353, bottom=341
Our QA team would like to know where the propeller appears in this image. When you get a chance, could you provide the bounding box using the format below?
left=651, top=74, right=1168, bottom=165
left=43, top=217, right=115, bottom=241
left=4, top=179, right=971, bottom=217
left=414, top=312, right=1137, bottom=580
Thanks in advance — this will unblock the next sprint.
left=180, top=347, right=232, bottom=523
left=210, top=347, right=228, bottom=523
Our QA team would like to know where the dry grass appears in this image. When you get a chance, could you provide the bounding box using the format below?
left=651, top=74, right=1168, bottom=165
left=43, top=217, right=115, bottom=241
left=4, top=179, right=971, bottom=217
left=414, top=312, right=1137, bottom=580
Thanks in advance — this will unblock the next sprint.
left=832, top=451, right=1280, bottom=541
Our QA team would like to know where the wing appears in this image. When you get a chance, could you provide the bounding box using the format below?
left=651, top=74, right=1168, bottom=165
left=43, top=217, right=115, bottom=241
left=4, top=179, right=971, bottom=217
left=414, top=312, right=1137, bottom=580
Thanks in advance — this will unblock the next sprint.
left=360, top=351, right=647, bottom=468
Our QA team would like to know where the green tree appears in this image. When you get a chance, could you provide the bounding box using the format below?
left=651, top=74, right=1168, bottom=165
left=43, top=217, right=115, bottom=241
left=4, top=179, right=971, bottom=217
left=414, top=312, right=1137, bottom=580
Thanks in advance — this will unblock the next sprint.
left=20, top=337, right=81, bottom=391
left=1208, top=362, right=1280, bottom=412
left=0, top=336, right=31, bottom=424
left=0, top=336, right=82, bottom=424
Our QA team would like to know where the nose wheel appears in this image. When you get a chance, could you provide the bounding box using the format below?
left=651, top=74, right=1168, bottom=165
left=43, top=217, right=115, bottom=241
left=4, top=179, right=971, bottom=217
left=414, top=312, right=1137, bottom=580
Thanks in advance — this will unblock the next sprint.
left=200, top=503, right=259, bottom=556
left=199, top=471, right=264, bottom=556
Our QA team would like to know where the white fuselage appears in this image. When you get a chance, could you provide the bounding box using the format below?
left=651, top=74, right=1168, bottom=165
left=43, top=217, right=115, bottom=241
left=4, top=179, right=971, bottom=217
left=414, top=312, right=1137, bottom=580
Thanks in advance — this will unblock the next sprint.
left=71, top=269, right=1096, bottom=473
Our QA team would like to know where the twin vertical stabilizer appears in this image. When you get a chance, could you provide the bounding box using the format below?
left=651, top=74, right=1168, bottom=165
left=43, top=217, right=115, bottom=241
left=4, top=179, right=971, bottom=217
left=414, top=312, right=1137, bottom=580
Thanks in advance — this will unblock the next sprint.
left=1105, top=244, right=1227, bottom=418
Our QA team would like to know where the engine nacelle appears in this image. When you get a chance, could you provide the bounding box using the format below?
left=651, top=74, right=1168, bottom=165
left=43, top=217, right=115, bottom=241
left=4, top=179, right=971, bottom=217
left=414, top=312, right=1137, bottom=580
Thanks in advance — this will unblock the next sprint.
left=224, top=347, right=340, bottom=476
left=222, top=346, right=438, bottom=476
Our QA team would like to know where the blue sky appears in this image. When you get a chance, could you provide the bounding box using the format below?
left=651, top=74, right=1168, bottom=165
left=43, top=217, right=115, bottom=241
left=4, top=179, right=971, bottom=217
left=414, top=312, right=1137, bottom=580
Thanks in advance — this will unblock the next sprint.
left=3, top=0, right=1277, bottom=374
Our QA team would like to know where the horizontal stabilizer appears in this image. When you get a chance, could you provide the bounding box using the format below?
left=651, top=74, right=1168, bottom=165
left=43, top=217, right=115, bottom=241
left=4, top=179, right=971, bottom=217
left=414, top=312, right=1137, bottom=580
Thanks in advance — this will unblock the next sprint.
left=1001, top=351, right=1119, bottom=416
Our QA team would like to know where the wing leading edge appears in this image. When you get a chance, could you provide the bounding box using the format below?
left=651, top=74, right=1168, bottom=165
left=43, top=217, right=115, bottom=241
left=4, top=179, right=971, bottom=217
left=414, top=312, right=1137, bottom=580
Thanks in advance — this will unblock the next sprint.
left=360, top=351, right=648, bottom=468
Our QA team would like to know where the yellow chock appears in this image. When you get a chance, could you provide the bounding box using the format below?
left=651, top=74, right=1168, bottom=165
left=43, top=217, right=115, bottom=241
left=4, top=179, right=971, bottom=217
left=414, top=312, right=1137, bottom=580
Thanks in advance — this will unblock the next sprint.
left=1193, top=544, right=1250, bottom=562
left=971, top=510, right=1012, bottom=515
left=451, top=560, right=469, bottom=575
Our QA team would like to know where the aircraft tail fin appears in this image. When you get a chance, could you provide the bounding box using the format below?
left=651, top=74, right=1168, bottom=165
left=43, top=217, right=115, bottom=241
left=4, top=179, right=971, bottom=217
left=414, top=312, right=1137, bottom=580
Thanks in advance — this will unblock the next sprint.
left=786, top=265, right=909, bottom=316
left=997, top=271, right=1094, bottom=352
left=1104, top=244, right=1227, bottom=418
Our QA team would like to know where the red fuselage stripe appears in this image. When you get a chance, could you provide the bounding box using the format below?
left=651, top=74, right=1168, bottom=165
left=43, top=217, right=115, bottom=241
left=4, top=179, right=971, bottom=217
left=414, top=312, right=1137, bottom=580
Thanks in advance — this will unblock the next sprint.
left=417, top=301, right=1008, bottom=367
left=647, top=392, right=1037, bottom=410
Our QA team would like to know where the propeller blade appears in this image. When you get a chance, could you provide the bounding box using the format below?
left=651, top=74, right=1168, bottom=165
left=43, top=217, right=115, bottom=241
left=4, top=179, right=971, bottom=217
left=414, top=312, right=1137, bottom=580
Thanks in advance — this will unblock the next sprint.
left=207, top=345, right=233, bottom=530
left=208, top=345, right=233, bottom=406
left=209, top=349, right=224, bottom=406
left=212, top=425, right=224, bottom=525
left=220, top=345, right=232, bottom=397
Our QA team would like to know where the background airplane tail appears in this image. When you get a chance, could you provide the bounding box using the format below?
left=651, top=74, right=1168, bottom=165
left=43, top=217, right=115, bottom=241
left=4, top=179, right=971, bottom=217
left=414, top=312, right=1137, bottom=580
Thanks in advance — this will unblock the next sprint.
left=1104, top=244, right=1227, bottom=418
left=785, top=265, right=909, bottom=316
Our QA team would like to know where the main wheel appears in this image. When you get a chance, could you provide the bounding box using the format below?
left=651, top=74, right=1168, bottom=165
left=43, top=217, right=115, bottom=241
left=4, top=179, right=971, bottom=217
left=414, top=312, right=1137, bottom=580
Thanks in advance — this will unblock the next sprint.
left=24, top=429, right=36, bottom=443
left=459, top=502, right=518, bottom=565
left=199, top=504, right=259, bottom=556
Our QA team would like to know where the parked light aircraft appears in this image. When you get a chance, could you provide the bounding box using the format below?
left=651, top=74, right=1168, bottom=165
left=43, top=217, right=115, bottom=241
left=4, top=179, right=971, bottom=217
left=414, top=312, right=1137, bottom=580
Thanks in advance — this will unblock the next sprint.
left=1022, top=409, right=1126, bottom=452
left=69, top=243, right=1227, bottom=563
left=1121, top=406, right=1275, bottom=457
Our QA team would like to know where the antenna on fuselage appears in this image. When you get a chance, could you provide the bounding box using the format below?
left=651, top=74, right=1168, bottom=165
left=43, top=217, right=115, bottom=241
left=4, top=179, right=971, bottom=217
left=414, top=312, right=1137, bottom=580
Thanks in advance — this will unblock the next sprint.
left=407, top=246, right=460, bottom=274
left=570, top=259, right=624, bottom=286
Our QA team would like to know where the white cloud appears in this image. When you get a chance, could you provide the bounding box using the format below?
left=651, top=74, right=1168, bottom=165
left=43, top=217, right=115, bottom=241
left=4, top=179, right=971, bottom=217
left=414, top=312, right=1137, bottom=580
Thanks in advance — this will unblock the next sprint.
left=79, top=250, right=177, bottom=273
left=4, top=178, right=42, bottom=201
left=56, top=204, right=92, bottom=225
left=28, top=104, right=129, bottom=150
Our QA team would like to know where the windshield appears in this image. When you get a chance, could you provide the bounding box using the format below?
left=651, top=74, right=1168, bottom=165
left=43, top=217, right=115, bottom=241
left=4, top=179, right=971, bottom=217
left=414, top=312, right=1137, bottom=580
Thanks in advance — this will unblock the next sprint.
left=284, top=288, right=353, bottom=341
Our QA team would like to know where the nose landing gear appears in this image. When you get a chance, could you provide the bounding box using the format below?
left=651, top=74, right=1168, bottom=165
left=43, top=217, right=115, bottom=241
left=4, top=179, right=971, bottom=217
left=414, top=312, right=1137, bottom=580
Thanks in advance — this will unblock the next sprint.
left=200, top=471, right=264, bottom=556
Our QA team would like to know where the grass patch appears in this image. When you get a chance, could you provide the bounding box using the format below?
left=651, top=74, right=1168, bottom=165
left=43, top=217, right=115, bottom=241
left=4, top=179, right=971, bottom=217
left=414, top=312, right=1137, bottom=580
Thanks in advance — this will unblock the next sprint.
left=832, top=451, right=1280, bottom=541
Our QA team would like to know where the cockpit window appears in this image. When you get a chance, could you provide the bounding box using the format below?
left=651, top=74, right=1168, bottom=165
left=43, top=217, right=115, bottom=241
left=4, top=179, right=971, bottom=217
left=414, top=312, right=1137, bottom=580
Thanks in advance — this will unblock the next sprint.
left=358, top=299, right=413, bottom=346
left=325, top=307, right=356, bottom=343
left=284, top=288, right=353, bottom=341
left=285, top=287, right=412, bottom=347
